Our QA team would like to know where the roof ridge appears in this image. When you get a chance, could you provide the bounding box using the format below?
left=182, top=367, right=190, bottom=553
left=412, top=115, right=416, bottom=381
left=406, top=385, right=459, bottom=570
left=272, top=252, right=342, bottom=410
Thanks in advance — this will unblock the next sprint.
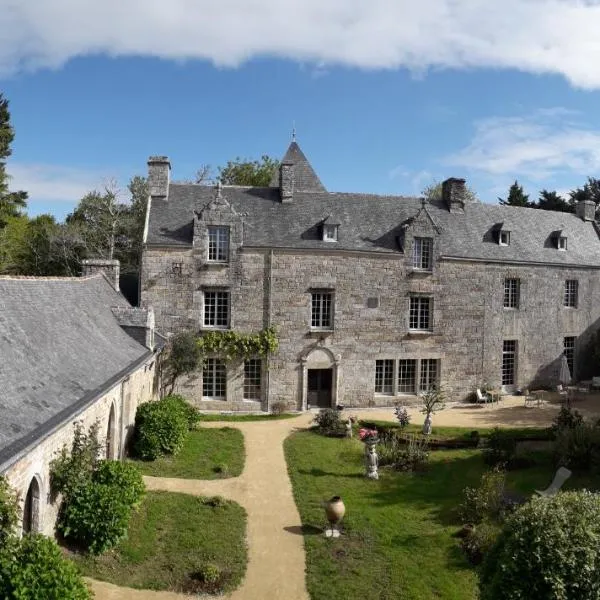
left=0, top=273, right=102, bottom=282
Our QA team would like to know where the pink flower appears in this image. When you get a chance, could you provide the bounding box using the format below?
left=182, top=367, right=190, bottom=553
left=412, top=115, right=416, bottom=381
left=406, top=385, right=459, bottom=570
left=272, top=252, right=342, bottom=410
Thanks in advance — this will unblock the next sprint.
left=359, top=428, right=378, bottom=441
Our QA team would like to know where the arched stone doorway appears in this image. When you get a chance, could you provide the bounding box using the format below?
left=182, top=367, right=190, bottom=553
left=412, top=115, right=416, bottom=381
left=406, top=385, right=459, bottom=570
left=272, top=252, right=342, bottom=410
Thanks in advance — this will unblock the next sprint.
left=106, top=404, right=116, bottom=460
left=300, top=347, right=340, bottom=410
left=22, top=477, right=40, bottom=535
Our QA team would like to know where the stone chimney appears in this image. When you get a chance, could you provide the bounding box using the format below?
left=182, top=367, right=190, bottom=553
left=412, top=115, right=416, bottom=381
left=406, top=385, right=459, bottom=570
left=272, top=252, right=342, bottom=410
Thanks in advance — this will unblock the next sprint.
left=147, top=156, right=171, bottom=200
left=279, top=161, right=295, bottom=203
left=111, top=306, right=155, bottom=350
left=576, top=199, right=596, bottom=222
left=442, top=178, right=467, bottom=213
left=82, top=259, right=120, bottom=291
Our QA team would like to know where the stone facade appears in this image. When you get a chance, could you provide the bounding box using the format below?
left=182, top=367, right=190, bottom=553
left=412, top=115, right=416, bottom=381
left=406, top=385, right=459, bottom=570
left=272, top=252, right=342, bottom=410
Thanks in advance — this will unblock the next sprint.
left=3, top=359, right=158, bottom=536
left=141, top=144, right=600, bottom=411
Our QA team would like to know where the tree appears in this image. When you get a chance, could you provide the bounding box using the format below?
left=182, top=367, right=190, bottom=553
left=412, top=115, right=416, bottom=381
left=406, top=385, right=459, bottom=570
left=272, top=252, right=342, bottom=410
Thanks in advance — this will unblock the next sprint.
left=0, top=93, right=27, bottom=227
left=498, top=180, right=531, bottom=207
left=0, top=475, right=19, bottom=544
left=420, top=386, right=446, bottom=434
left=162, top=331, right=203, bottom=394
left=217, top=155, right=279, bottom=187
left=480, top=491, right=600, bottom=600
left=422, top=181, right=478, bottom=203
left=569, top=177, right=600, bottom=206
left=536, top=189, right=573, bottom=213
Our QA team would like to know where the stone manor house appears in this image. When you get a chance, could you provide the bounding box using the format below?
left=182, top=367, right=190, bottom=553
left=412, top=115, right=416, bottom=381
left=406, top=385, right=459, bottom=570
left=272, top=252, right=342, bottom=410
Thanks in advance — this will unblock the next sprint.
left=0, top=264, right=161, bottom=535
left=141, top=141, right=600, bottom=412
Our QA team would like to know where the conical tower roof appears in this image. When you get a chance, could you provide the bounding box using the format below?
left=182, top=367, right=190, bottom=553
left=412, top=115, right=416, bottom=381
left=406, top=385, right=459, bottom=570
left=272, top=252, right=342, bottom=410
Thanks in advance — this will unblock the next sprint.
left=270, top=141, right=326, bottom=192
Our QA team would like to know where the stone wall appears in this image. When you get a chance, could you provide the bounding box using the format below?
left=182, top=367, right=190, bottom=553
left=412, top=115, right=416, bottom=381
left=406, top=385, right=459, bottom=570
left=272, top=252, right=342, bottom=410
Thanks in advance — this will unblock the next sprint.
left=3, top=358, right=158, bottom=536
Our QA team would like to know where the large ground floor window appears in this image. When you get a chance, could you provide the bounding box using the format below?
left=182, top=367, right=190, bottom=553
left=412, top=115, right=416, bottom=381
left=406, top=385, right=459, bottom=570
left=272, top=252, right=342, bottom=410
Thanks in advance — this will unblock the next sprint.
left=203, top=358, right=226, bottom=399
left=375, top=358, right=440, bottom=396
left=243, top=359, right=262, bottom=401
left=563, top=337, right=576, bottom=378
left=502, top=340, right=517, bottom=386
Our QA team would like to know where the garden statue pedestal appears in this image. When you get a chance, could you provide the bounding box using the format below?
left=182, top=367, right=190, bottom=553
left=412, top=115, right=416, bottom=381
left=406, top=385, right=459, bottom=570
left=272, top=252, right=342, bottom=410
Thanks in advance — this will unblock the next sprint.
left=364, top=440, right=379, bottom=480
left=345, top=419, right=353, bottom=438
left=422, top=414, right=432, bottom=435
left=324, top=496, right=345, bottom=538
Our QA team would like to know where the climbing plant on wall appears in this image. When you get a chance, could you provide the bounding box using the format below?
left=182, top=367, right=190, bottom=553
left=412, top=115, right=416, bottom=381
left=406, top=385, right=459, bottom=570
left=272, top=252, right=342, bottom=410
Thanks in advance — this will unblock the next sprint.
left=196, top=326, right=279, bottom=361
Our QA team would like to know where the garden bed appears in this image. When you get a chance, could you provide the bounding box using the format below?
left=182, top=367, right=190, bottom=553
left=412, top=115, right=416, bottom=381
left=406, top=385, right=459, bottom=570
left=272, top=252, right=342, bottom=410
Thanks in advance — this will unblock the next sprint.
left=198, top=412, right=301, bottom=422
left=130, top=427, right=245, bottom=479
left=73, top=491, right=247, bottom=595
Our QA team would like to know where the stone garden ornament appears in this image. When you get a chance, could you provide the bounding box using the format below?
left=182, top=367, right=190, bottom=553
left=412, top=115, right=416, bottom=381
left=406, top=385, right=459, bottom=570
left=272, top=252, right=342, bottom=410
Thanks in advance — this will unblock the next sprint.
left=323, top=496, right=346, bottom=538
left=359, top=428, right=379, bottom=480
left=420, top=386, right=446, bottom=435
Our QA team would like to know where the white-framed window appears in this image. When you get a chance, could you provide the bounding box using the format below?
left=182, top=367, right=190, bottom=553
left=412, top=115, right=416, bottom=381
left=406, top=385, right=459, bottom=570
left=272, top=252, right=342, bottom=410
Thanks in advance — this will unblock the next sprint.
left=558, top=236, right=567, bottom=251
left=207, top=226, right=229, bottom=262
left=323, top=224, right=338, bottom=242
left=311, top=291, right=333, bottom=329
left=243, top=359, right=262, bottom=401
left=564, top=280, right=578, bottom=308
left=398, top=359, right=417, bottom=393
left=203, top=289, right=230, bottom=328
left=409, top=296, right=432, bottom=330
left=375, top=360, right=394, bottom=395
left=419, top=359, right=439, bottom=392
left=563, top=337, right=576, bottom=378
left=412, top=237, right=433, bottom=270
left=504, top=278, right=520, bottom=309
left=502, top=340, right=517, bottom=386
left=203, top=358, right=226, bottom=399
left=499, top=231, right=510, bottom=246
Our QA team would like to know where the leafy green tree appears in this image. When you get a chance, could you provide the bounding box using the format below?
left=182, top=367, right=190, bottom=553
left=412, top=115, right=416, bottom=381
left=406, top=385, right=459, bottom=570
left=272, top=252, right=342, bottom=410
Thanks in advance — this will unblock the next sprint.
left=0, top=215, right=28, bottom=273
left=498, top=180, right=531, bottom=207
left=162, top=331, right=203, bottom=394
left=536, top=189, right=573, bottom=213
left=0, top=475, right=19, bottom=544
left=0, top=93, right=27, bottom=227
left=569, top=177, right=600, bottom=207
left=217, top=155, right=279, bottom=187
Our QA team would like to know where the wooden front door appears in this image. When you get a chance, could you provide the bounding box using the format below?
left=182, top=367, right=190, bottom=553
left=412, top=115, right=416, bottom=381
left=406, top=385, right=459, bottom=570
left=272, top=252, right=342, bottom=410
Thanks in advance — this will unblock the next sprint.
left=307, top=369, right=333, bottom=408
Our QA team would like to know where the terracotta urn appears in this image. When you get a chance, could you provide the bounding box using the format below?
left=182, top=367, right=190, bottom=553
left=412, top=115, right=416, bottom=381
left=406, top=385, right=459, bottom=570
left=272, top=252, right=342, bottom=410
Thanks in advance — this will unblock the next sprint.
left=324, top=496, right=346, bottom=525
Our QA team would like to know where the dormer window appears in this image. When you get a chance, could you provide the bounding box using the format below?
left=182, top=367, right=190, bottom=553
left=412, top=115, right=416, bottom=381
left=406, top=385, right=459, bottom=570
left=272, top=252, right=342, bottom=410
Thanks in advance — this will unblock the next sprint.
left=322, top=224, right=338, bottom=242
left=207, top=226, right=229, bottom=262
left=558, top=236, right=567, bottom=251
left=499, top=230, right=511, bottom=246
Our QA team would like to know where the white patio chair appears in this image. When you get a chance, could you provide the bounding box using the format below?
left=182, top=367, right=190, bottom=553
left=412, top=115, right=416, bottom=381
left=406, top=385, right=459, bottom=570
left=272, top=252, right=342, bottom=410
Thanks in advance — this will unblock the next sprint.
left=476, top=389, right=492, bottom=404
left=535, top=467, right=572, bottom=498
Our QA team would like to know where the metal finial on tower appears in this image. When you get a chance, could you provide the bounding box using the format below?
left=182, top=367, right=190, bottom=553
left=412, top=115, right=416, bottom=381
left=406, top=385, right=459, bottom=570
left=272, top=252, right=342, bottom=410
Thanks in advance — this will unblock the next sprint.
left=292, top=121, right=296, bottom=142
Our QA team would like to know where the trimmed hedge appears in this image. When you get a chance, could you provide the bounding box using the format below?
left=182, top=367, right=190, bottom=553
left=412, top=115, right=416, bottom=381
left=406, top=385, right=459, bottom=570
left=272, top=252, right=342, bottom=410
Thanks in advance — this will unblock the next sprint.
left=0, top=534, right=91, bottom=599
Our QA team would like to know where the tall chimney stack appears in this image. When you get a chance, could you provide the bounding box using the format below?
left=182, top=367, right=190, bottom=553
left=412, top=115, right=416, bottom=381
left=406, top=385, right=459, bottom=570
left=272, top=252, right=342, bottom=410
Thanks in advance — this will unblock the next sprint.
left=147, top=156, right=171, bottom=200
left=82, top=259, right=120, bottom=291
left=575, top=199, right=596, bottom=222
left=279, top=161, right=295, bottom=203
left=442, top=177, right=467, bottom=213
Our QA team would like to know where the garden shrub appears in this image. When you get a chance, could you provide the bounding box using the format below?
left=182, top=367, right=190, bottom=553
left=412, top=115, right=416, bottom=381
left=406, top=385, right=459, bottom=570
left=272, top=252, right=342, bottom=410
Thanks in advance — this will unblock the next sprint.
left=480, top=491, right=600, bottom=600
left=161, top=394, right=200, bottom=429
left=93, top=460, right=145, bottom=507
left=483, top=428, right=517, bottom=467
left=550, top=406, right=584, bottom=438
left=133, top=398, right=189, bottom=460
left=392, top=435, right=429, bottom=472
left=271, top=400, right=288, bottom=415
left=394, top=404, right=411, bottom=428
left=0, top=475, right=19, bottom=543
left=459, top=466, right=506, bottom=525
left=313, top=408, right=344, bottom=436
left=0, top=534, right=91, bottom=599
left=460, top=520, right=501, bottom=566
left=198, top=563, right=221, bottom=584
left=377, top=432, right=404, bottom=467
left=553, top=421, right=600, bottom=471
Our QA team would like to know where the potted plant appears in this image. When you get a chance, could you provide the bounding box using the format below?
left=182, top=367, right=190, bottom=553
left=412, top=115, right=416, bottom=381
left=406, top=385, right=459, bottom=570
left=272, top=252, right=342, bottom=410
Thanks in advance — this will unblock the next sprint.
left=420, top=386, right=446, bottom=434
left=359, top=428, right=379, bottom=479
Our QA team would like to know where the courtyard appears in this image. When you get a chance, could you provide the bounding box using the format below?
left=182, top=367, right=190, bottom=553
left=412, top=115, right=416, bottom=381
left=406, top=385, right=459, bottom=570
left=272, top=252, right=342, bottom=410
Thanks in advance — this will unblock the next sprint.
left=85, top=393, right=600, bottom=600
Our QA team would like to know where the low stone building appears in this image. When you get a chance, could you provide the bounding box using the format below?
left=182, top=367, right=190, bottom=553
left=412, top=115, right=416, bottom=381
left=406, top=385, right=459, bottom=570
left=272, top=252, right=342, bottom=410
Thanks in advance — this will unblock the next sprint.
left=0, top=265, right=161, bottom=535
left=141, top=141, right=600, bottom=411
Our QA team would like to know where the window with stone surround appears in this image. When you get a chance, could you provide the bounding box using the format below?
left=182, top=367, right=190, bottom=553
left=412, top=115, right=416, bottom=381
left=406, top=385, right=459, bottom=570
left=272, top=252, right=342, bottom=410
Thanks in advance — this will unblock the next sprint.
left=502, top=340, right=517, bottom=386
left=503, top=278, right=520, bottom=309
left=412, top=237, right=433, bottom=270
left=375, top=360, right=394, bottom=394
left=563, top=337, right=576, bottom=377
left=203, top=358, right=226, bottom=399
left=243, top=359, right=262, bottom=401
left=203, top=289, right=230, bottom=328
left=311, top=291, right=334, bottom=329
left=398, top=359, right=417, bottom=393
left=419, top=359, right=439, bottom=392
left=207, top=226, right=229, bottom=262
left=409, top=296, right=432, bottom=331
left=564, top=279, right=578, bottom=308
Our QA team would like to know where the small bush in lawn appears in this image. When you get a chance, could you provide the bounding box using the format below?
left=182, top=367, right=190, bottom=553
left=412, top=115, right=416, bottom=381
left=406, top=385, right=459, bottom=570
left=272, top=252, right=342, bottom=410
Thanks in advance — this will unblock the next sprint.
left=461, top=520, right=501, bottom=566
left=550, top=406, right=584, bottom=438
left=480, top=491, right=600, bottom=600
left=271, top=400, right=288, bottom=415
left=483, top=428, right=516, bottom=467
left=459, top=466, right=506, bottom=526
left=313, top=408, right=344, bottom=436
left=394, top=404, right=411, bottom=428
left=393, top=435, right=429, bottom=472
left=198, top=563, right=221, bottom=584
left=161, top=394, right=200, bottom=429
left=133, top=399, right=189, bottom=460
left=202, top=495, right=227, bottom=508
left=377, top=432, right=404, bottom=467
left=553, top=421, right=600, bottom=471
left=213, top=463, right=229, bottom=476
left=0, top=475, right=19, bottom=543
left=0, top=534, right=91, bottom=599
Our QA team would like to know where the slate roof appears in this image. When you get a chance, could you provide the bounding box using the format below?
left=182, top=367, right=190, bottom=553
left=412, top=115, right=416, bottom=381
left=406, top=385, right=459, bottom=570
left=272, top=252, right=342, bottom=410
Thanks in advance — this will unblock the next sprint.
left=268, top=141, right=326, bottom=192
left=0, top=274, right=152, bottom=469
left=146, top=143, right=600, bottom=266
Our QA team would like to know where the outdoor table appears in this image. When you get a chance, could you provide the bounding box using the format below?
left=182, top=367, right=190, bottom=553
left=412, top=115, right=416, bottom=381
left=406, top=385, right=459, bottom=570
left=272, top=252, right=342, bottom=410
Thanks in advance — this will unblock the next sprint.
left=489, top=390, right=503, bottom=404
left=530, top=390, right=546, bottom=406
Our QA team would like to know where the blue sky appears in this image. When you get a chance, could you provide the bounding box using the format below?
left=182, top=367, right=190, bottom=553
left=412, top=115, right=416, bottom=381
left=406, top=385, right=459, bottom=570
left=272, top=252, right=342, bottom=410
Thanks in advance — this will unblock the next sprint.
left=3, top=1, right=600, bottom=219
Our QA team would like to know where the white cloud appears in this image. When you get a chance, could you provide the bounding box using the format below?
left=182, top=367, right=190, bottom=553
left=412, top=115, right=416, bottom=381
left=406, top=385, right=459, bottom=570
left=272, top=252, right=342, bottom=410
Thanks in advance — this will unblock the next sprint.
left=3, top=1, right=600, bottom=88
left=445, top=109, right=600, bottom=181
left=8, top=163, right=110, bottom=204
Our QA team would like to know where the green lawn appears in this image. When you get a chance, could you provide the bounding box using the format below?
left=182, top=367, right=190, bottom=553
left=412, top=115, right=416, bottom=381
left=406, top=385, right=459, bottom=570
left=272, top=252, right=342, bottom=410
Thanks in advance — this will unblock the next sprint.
left=131, top=427, right=245, bottom=479
left=74, top=491, right=247, bottom=595
left=198, top=412, right=301, bottom=422
left=284, top=430, right=599, bottom=600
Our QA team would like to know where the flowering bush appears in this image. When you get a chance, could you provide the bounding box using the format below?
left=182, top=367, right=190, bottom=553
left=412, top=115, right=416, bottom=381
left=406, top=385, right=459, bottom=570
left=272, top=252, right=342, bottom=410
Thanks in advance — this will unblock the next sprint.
left=394, top=405, right=411, bottom=428
left=358, top=428, right=378, bottom=442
